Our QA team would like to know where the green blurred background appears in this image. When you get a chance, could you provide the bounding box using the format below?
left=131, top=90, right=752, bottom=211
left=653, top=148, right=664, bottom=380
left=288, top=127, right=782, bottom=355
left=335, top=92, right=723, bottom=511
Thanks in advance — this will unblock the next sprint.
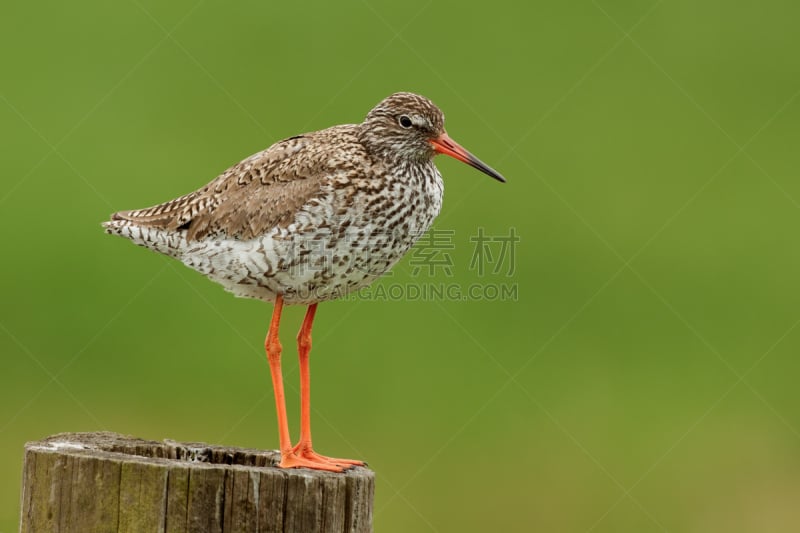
left=2, top=1, right=799, bottom=531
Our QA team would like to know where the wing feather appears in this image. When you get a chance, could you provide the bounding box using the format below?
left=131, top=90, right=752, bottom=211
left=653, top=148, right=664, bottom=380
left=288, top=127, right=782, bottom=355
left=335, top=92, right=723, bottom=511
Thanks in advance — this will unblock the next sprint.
left=108, top=130, right=355, bottom=241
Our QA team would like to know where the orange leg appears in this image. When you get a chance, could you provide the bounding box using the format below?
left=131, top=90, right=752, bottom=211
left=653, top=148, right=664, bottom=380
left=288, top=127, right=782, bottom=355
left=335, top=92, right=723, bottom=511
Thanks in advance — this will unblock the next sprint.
left=265, top=295, right=292, bottom=454
left=265, top=296, right=341, bottom=472
left=290, top=303, right=365, bottom=468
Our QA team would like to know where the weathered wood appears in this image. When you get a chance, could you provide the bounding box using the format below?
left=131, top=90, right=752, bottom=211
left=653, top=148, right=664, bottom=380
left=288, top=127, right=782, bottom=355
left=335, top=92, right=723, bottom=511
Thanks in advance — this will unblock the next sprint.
left=19, top=432, right=374, bottom=533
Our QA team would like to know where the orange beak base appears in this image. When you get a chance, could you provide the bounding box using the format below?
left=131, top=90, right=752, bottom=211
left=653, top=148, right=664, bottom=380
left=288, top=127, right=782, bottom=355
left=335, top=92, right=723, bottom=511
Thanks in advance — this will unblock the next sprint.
left=431, top=132, right=506, bottom=183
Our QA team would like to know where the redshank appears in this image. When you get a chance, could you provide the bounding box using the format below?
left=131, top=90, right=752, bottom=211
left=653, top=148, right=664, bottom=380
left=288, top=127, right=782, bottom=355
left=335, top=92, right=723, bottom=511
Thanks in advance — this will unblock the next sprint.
left=103, top=92, right=505, bottom=471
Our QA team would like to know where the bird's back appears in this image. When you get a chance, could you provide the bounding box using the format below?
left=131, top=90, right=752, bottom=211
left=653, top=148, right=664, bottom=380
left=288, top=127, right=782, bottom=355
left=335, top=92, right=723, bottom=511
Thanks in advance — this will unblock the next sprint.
left=103, top=125, right=366, bottom=253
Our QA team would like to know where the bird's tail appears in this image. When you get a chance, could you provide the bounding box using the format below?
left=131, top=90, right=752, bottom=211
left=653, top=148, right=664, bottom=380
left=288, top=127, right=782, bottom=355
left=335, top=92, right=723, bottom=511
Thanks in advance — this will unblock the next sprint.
left=102, top=217, right=187, bottom=259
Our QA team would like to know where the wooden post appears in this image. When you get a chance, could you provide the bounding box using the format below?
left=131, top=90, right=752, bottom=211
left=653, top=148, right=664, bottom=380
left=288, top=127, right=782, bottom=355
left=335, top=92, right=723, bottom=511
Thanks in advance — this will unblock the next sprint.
left=19, top=432, right=374, bottom=533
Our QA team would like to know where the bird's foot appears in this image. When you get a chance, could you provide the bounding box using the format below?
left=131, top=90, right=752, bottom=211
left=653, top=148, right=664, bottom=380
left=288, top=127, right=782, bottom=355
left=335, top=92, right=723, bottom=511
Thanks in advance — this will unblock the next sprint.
left=278, top=442, right=365, bottom=472
left=279, top=450, right=346, bottom=472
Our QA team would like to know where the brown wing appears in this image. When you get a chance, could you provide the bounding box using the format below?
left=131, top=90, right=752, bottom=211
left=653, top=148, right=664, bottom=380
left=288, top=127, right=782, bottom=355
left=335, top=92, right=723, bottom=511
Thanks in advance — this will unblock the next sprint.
left=110, top=132, right=345, bottom=241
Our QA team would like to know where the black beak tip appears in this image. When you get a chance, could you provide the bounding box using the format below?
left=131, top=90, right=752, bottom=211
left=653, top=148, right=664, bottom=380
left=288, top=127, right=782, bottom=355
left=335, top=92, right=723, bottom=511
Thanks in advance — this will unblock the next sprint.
left=466, top=155, right=506, bottom=184
left=480, top=164, right=506, bottom=183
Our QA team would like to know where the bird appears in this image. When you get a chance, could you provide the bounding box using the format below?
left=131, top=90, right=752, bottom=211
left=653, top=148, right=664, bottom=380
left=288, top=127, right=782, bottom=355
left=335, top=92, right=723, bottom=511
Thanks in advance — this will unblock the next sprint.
left=103, top=92, right=505, bottom=472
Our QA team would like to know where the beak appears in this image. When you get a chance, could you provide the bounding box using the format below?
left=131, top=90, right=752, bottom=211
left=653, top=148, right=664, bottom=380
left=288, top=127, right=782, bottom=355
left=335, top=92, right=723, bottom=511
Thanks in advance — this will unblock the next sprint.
left=431, top=132, right=506, bottom=183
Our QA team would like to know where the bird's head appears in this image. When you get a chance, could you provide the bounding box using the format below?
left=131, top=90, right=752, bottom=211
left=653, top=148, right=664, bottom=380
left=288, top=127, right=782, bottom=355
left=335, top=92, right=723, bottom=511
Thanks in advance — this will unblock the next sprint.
left=360, top=92, right=505, bottom=183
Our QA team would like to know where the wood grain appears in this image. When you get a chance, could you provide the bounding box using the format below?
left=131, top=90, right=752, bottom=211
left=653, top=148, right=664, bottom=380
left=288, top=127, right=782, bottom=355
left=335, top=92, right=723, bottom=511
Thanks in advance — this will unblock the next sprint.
left=19, top=432, right=374, bottom=533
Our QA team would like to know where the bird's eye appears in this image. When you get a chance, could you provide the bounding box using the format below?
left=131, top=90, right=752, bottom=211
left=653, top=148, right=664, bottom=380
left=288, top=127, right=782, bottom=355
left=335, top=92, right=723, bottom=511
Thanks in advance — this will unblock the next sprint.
left=398, top=115, right=413, bottom=128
